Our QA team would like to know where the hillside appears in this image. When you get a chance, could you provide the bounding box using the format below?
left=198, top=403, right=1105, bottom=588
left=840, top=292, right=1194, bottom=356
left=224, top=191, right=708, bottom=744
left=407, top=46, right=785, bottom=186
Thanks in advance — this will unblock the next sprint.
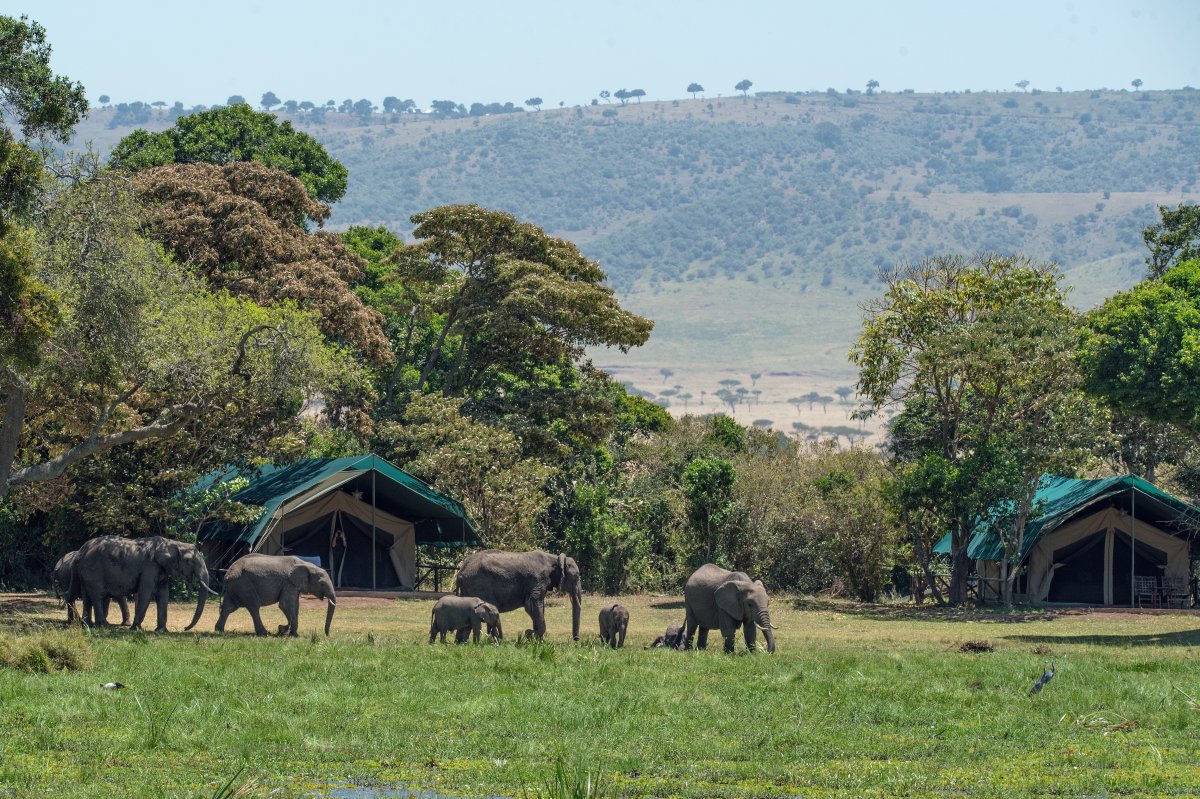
left=68, top=90, right=1200, bottom=442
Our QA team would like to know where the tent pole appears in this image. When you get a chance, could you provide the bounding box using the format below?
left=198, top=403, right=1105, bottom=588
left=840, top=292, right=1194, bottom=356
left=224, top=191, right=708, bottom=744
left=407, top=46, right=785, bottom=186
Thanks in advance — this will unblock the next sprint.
left=1130, top=486, right=1136, bottom=607
left=372, top=456, right=377, bottom=591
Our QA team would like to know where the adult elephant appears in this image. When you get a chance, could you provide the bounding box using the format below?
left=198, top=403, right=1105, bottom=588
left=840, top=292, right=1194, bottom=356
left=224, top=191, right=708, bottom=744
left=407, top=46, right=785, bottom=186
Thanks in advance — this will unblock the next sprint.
left=71, top=536, right=211, bottom=632
left=681, top=563, right=776, bottom=653
left=53, top=550, right=130, bottom=626
left=214, top=554, right=337, bottom=637
left=455, top=549, right=582, bottom=641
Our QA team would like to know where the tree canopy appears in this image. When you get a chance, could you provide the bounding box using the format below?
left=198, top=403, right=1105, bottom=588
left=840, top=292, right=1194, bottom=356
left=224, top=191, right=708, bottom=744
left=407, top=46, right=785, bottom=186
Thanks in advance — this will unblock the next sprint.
left=1143, top=203, right=1200, bottom=279
left=109, top=103, right=349, bottom=203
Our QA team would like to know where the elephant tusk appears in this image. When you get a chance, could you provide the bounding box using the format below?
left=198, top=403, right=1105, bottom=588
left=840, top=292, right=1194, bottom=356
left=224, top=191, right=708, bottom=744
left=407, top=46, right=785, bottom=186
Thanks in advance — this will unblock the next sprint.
left=199, top=581, right=217, bottom=596
left=327, top=598, right=336, bottom=607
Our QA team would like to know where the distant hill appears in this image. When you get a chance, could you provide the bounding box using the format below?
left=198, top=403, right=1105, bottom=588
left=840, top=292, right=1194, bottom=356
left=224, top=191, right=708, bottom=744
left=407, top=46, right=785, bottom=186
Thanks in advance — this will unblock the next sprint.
left=69, top=90, right=1200, bottom=442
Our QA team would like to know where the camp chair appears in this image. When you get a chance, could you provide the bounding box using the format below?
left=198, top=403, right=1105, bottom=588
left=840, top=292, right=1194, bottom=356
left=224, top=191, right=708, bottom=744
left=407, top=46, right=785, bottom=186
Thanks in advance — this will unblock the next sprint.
left=1135, top=576, right=1160, bottom=608
left=1160, top=576, right=1190, bottom=609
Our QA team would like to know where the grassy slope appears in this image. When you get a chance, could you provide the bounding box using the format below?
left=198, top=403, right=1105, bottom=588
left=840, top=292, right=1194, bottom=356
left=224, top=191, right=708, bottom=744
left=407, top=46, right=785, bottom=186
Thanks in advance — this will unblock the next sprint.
left=3, top=594, right=1200, bottom=798
left=69, top=91, right=1200, bottom=438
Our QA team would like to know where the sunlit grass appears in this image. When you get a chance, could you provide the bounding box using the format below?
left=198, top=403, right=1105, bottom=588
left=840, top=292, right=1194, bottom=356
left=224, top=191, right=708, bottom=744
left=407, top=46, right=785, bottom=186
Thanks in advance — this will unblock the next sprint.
left=2, top=592, right=1199, bottom=797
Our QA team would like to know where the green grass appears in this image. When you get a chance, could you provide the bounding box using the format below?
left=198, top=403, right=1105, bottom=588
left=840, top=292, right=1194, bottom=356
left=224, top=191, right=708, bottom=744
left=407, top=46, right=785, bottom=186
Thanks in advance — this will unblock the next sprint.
left=2, top=593, right=1200, bottom=797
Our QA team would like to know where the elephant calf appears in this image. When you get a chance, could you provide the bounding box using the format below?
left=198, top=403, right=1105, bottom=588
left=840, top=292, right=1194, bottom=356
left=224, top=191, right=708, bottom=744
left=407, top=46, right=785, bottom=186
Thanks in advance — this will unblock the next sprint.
left=215, top=554, right=337, bottom=637
left=430, top=595, right=502, bottom=644
left=598, top=603, right=629, bottom=649
left=647, top=622, right=685, bottom=649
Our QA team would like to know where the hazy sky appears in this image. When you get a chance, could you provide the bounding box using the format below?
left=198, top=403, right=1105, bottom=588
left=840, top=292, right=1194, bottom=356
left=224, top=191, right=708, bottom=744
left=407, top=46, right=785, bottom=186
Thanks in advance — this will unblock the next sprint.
left=13, top=0, right=1199, bottom=108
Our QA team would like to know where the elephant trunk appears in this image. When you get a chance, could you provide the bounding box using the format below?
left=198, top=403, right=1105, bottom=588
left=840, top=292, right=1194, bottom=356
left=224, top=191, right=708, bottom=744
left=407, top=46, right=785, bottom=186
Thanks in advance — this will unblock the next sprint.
left=756, top=609, right=776, bottom=654
left=183, top=561, right=210, bottom=632
left=324, top=598, right=336, bottom=637
left=570, top=589, right=581, bottom=641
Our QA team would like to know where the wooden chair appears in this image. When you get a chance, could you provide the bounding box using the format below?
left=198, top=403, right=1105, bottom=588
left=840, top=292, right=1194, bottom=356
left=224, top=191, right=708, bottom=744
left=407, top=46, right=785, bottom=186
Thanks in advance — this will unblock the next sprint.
left=1161, top=576, right=1190, bottom=609
left=1135, top=576, right=1160, bottom=608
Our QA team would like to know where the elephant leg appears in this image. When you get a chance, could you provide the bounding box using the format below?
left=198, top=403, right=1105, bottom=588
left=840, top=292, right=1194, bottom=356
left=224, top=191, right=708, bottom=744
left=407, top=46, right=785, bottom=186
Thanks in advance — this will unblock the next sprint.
left=524, top=596, right=547, bottom=639
left=743, top=620, right=757, bottom=652
left=90, top=586, right=112, bottom=627
left=696, top=627, right=710, bottom=651
left=455, top=627, right=469, bottom=644
left=471, top=620, right=481, bottom=644
left=215, top=596, right=236, bottom=632
left=154, top=581, right=170, bottom=632
left=429, top=618, right=438, bottom=644
left=246, top=604, right=269, bottom=636
left=131, top=583, right=154, bottom=630
left=280, top=592, right=300, bottom=636
left=80, top=594, right=93, bottom=626
left=618, top=625, right=626, bottom=649
left=718, top=617, right=738, bottom=653
left=681, top=607, right=698, bottom=650
left=117, top=596, right=131, bottom=627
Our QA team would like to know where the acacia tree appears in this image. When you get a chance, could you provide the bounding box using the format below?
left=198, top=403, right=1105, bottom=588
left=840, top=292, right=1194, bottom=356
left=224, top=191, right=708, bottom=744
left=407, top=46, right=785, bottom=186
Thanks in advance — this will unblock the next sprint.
left=735, top=79, right=753, bottom=97
left=687, top=83, right=704, bottom=99
left=852, top=255, right=1086, bottom=604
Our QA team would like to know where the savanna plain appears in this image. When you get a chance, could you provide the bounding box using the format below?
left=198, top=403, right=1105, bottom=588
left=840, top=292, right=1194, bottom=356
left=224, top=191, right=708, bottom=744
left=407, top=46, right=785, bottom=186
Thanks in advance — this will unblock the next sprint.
left=2, top=594, right=1199, bottom=798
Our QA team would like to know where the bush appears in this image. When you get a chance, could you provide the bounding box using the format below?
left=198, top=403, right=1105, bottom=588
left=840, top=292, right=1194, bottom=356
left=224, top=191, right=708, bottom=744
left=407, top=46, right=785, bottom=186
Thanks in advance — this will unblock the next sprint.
left=0, top=632, right=93, bottom=673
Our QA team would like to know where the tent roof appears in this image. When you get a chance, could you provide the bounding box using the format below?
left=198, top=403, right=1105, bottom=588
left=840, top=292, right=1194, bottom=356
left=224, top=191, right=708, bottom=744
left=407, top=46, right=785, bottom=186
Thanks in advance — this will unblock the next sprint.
left=932, top=474, right=1200, bottom=561
left=196, top=454, right=481, bottom=548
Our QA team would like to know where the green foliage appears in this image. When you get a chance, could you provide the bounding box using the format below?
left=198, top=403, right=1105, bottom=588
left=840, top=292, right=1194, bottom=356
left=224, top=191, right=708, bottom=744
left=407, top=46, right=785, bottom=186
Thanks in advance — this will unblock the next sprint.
left=683, top=456, right=737, bottom=564
left=1143, top=203, right=1200, bottom=278
left=0, top=15, right=87, bottom=141
left=0, top=631, right=92, bottom=672
left=109, top=103, right=349, bottom=203
left=1080, top=259, right=1200, bottom=434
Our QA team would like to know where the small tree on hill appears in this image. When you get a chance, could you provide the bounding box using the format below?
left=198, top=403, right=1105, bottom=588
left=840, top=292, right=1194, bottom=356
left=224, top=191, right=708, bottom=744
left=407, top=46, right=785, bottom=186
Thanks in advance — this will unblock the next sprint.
left=1131, top=78, right=1143, bottom=90
left=260, top=91, right=280, bottom=110
left=835, top=386, right=853, bottom=404
left=525, top=97, right=543, bottom=110
left=866, top=79, right=880, bottom=95
left=630, top=89, right=646, bottom=103
left=227, top=95, right=246, bottom=106
left=735, top=79, right=753, bottom=97
left=687, top=82, right=704, bottom=99
left=749, top=372, right=762, bottom=386
left=660, top=367, right=674, bottom=384
left=615, top=89, right=630, bottom=105
left=98, top=94, right=110, bottom=106
left=1015, top=80, right=1029, bottom=92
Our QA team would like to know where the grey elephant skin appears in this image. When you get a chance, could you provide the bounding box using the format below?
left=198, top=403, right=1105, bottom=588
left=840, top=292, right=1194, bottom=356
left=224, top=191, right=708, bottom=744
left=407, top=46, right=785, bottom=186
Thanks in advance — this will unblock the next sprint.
left=598, top=603, right=629, bottom=649
left=54, top=550, right=130, bottom=626
left=647, top=622, right=685, bottom=649
left=429, top=595, right=502, bottom=643
left=682, top=563, right=776, bottom=653
left=70, top=536, right=211, bottom=632
left=455, top=549, right=582, bottom=640
left=215, top=554, right=337, bottom=637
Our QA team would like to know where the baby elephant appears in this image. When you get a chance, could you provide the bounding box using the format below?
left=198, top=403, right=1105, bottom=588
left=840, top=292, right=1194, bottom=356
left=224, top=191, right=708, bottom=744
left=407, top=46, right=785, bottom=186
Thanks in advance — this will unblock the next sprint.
left=215, top=554, right=337, bottom=637
left=598, top=603, right=629, bottom=649
left=430, top=595, right=502, bottom=644
left=647, top=622, right=685, bottom=649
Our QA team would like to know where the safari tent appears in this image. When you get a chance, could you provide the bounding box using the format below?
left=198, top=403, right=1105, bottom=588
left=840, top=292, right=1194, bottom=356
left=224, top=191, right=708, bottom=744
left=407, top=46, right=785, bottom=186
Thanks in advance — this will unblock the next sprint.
left=197, top=455, right=480, bottom=591
left=934, top=475, right=1200, bottom=606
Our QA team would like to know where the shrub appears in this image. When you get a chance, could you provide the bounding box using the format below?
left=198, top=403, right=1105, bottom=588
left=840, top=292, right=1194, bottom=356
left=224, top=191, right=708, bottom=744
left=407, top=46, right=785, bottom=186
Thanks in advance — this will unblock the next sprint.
left=0, top=632, right=93, bottom=673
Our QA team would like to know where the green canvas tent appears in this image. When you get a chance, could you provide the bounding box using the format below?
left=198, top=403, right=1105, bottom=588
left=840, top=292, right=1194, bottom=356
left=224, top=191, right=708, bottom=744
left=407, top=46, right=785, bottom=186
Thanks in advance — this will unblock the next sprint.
left=933, top=475, right=1200, bottom=606
left=197, top=455, right=481, bottom=591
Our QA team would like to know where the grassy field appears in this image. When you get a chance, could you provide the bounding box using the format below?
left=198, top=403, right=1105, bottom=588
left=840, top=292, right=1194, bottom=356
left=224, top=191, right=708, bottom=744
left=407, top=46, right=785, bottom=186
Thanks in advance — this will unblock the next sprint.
left=3, top=592, right=1200, bottom=798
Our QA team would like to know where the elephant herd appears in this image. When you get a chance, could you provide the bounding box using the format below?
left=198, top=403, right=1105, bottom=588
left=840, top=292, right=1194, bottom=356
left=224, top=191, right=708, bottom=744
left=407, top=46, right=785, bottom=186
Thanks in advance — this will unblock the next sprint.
left=54, top=540, right=777, bottom=653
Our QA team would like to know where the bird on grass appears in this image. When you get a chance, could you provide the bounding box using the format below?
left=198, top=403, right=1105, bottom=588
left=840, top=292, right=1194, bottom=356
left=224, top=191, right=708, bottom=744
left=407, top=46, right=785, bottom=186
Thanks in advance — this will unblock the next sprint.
left=1030, top=660, right=1056, bottom=694
left=101, top=682, right=125, bottom=690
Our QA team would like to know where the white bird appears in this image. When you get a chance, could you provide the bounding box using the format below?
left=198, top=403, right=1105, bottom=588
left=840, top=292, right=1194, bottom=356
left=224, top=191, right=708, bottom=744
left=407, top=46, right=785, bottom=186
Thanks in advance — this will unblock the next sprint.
left=1030, top=660, right=1056, bottom=694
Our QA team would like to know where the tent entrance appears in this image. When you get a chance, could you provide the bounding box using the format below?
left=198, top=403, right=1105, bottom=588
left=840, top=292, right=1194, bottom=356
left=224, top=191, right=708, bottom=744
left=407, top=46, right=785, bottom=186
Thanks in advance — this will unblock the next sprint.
left=1047, top=531, right=1107, bottom=604
left=276, top=509, right=404, bottom=590
left=1110, top=531, right=1169, bottom=608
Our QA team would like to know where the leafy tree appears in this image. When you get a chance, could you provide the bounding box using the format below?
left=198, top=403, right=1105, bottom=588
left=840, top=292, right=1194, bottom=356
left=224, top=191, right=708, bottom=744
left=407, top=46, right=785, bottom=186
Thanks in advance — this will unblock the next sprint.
left=615, top=89, right=630, bottom=105
left=1015, top=80, right=1030, bottom=92
left=260, top=90, right=279, bottom=110
left=227, top=94, right=246, bottom=106
left=1143, top=203, right=1200, bottom=278
left=683, top=456, right=736, bottom=563
left=660, top=368, right=674, bottom=384
left=1132, top=78, right=1143, bottom=90
left=852, top=255, right=1083, bottom=604
left=866, top=80, right=880, bottom=95
left=630, top=89, right=646, bottom=103
left=525, top=97, right=543, bottom=110
left=749, top=372, right=762, bottom=386
left=687, top=83, right=704, bottom=99
left=2, top=163, right=345, bottom=499
left=109, top=104, right=349, bottom=203
left=133, top=161, right=390, bottom=364
left=430, top=100, right=459, bottom=116
left=298, top=100, right=315, bottom=112
left=98, top=93, right=109, bottom=105
left=353, top=98, right=375, bottom=118
left=735, top=79, right=753, bottom=97
left=835, top=386, right=853, bottom=403
left=1080, top=259, right=1200, bottom=435
left=599, top=90, right=610, bottom=104
left=393, top=205, right=652, bottom=397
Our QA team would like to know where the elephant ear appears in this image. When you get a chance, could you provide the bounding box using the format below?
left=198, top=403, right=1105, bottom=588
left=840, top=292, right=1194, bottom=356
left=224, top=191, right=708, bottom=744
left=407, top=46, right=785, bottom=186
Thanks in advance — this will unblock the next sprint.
left=473, top=601, right=490, bottom=621
left=152, top=543, right=179, bottom=570
left=715, top=580, right=746, bottom=622
left=288, top=562, right=310, bottom=590
left=555, top=553, right=567, bottom=585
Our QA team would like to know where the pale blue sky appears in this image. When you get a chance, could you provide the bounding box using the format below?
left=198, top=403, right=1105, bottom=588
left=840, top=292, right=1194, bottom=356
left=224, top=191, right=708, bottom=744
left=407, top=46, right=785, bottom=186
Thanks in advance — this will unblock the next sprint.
left=11, top=0, right=1199, bottom=108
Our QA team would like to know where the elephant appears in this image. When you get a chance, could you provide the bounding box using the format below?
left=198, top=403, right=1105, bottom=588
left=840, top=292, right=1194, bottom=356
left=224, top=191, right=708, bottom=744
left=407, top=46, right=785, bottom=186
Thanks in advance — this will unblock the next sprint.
left=70, top=536, right=211, bottom=632
left=647, top=622, right=685, bottom=649
left=455, top=549, right=582, bottom=641
left=429, top=595, right=502, bottom=644
left=681, top=564, right=776, bottom=653
left=53, top=550, right=131, bottom=626
left=214, top=554, right=337, bottom=637
left=598, top=603, right=629, bottom=649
